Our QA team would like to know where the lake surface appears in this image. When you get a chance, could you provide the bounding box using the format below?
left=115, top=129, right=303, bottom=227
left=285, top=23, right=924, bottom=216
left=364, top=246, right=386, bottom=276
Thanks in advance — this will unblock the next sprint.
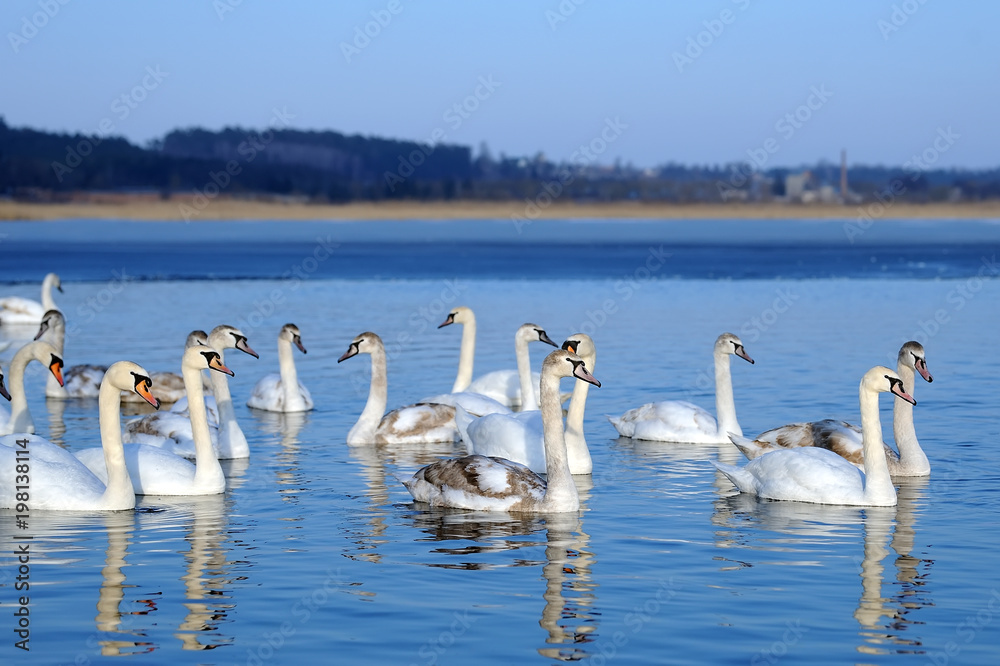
left=1, top=219, right=999, bottom=664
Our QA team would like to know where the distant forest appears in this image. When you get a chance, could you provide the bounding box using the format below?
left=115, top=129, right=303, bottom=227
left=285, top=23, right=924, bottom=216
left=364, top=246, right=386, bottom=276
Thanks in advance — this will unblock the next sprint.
left=2, top=117, right=999, bottom=204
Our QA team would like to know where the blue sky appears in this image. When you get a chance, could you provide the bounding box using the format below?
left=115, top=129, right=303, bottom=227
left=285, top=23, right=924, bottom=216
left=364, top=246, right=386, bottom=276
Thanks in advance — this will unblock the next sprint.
left=1, top=1, right=996, bottom=169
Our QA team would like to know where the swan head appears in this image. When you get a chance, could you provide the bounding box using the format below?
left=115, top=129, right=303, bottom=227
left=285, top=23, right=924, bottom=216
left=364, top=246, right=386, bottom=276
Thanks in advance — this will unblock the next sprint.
left=107, top=361, right=160, bottom=409
left=438, top=306, right=475, bottom=329
left=280, top=323, right=307, bottom=354
left=185, top=330, right=210, bottom=348
left=544, top=349, right=601, bottom=387
left=34, top=309, right=65, bottom=341
left=209, top=325, right=259, bottom=359
left=21, top=340, right=64, bottom=387
left=517, top=323, right=557, bottom=347
left=864, top=366, right=916, bottom=405
left=43, top=272, right=63, bottom=293
left=898, top=341, right=932, bottom=383
left=185, top=344, right=234, bottom=376
left=561, top=333, right=596, bottom=367
left=338, top=331, right=383, bottom=363
left=0, top=368, right=10, bottom=401
left=715, top=332, right=754, bottom=364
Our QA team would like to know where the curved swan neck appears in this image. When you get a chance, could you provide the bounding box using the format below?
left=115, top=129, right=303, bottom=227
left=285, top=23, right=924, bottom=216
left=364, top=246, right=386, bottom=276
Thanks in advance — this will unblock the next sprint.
left=713, top=351, right=740, bottom=437
left=540, top=370, right=578, bottom=511
left=6, top=345, right=35, bottom=434
left=860, top=384, right=895, bottom=504
left=277, top=336, right=303, bottom=411
left=350, top=344, right=388, bottom=444
left=452, top=317, right=476, bottom=393
left=563, top=354, right=594, bottom=473
left=515, top=333, right=537, bottom=411
left=893, top=361, right=928, bottom=472
left=184, top=361, right=223, bottom=485
left=98, top=374, right=134, bottom=509
left=41, top=275, right=59, bottom=311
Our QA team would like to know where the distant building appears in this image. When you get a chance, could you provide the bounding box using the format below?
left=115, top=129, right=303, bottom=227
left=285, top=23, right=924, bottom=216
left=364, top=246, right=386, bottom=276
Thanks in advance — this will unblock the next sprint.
left=785, top=171, right=811, bottom=200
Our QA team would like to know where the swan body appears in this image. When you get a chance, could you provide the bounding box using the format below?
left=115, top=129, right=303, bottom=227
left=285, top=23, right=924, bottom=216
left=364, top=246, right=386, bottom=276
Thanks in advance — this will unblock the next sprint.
left=0, top=361, right=159, bottom=511
left=401, top=349, right=600, bottom=512
left=609, top=332, right=754, bottom=443
left=339, top=332, right=460, bottom=445
left=0, top=273, right=62, bottom=326
left=247, top=323, right=313, bottom=412
left=714, top=366, right=914, bottom=506
left=729, top=341, right=933, bottom=476
left=124, top=325, right=257, bottom=458
left=0, top=341, right=64, bottom=435
left=78, top=346, right=232, bottom=495
left=457, top=334, right=598, bottom=475
left=416, top=391, right=511, bottom=418
left=439, top=307, right=557, bottom=410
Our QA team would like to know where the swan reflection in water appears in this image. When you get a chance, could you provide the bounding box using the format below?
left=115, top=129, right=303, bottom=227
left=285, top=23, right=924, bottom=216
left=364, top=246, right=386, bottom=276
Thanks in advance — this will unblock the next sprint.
left=241, top=410, right=308, bottom=497
left=398, top=474, right=600, bottom=661
left=712, top=475, right=933, bottom=655
left=137, top=494, right=240, bottom=651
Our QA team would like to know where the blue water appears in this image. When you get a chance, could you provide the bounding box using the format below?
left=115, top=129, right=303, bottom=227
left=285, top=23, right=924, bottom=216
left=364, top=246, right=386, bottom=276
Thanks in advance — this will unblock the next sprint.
left=1, top=219, right=999, bottom=664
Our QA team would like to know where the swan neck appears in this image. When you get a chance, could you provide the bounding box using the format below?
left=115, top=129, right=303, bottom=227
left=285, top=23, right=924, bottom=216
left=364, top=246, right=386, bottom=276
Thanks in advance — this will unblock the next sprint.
left=41, top=277, right=57, bottom=311
left=277, top=337, right=302, bottom=410
left=713, top=351, right=739, bottom=437
left=209, top=349, right=236, bottom=432
left=515, top=334, right=537, bottom=411
left=540, top=371, right=577, bottom=510
left=564, top=354, right=594, bottom=470
left=452, top=319, right=476, bottom=393
left=893, top=361, right=927, bottom=472
left=860, top=384, right=894, bottom=503
left=6, top=346, right=34, bottom=434
left=185, top=361, right=222, bottom=482
left=98, top=375, right=134, bottom=508
left=350, top=346, right=388, bottom=444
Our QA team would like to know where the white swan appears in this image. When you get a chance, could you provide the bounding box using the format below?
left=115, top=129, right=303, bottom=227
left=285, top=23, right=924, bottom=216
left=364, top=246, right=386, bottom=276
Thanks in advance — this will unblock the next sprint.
left=247, top=323, right=313, bottom=412
left=714, top=366, right=914, bottom=506
left=439, top=307, right=557, bottom=411
left=77, top=345, right=232, bottom=495
left=0, top=341, right=64, bottom=435
left=609, top=332, right=754, bottom=443
left=125, top=325, right=257, bottom=458
left=338, top=331, right=458, bottom=445
left=401, top=349, right=601, bottom=512
left=0, top=273, right=62, bottom=326
left=728, top=341, right=933, bottom=476
left=456, top=334, right=598, bottom=475
left=0, top=361, right=159, bottom=511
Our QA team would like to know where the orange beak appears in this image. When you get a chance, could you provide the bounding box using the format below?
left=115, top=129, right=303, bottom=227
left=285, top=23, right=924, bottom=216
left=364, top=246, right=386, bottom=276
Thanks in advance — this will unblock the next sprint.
left=49, top=355, right=65, bottom=387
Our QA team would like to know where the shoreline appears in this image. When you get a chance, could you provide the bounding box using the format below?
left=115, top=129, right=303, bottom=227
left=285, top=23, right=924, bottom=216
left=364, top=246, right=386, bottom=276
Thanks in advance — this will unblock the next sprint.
left=2, top=198, right=1000, bottom=221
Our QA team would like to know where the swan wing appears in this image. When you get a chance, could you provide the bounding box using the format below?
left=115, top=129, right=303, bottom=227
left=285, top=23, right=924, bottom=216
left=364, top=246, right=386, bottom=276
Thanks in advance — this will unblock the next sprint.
left=401, top=454, right=545, bottom=511
left=376, top=403, right=457, bottom=444
left=610, top=400, right=718, bottom=442
left=1, top=434, right=106, bottom=509
left=64, top=364, right=108, bottom=398
left=0, top=297, right=45, bottom=324
left=464, top=411, right=545, bottom=474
